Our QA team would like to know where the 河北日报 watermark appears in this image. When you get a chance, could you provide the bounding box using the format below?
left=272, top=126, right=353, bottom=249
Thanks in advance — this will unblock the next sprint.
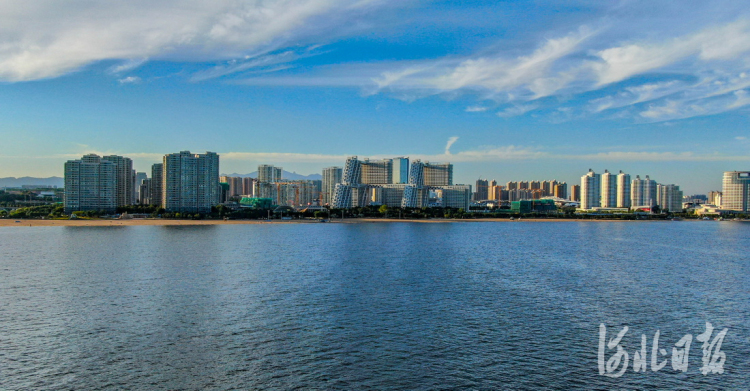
left=598, top=322, right=728, bottom=378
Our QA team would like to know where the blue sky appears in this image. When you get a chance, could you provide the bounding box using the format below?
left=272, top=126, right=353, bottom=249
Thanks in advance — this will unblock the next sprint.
left=2, top=0, right=750, bottom=193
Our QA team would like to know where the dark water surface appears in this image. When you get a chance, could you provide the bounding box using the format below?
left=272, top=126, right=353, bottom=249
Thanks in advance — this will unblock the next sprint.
left=2, top=221, right=749, bottom=390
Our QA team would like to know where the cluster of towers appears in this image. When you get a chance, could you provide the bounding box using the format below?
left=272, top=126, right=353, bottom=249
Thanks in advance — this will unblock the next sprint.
left=330, top=156, right=470, bottom=209
left=580, top=169, right=683, bottom=212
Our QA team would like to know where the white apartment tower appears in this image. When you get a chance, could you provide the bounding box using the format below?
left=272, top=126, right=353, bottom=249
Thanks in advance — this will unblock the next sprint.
left=631, top=175, right=657, bottom=207
left=580, top=169, right=601, bottom=209
left=616, top=171, right=631, bottom=208
left=600, top=170, right=617, bottom=208
left=163, top=151, right=220, bottom=213
left=64, top=154, right=118, bottom=213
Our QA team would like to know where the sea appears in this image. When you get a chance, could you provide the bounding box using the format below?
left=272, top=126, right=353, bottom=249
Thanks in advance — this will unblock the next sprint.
left=2, top=221, right=749, bottom=390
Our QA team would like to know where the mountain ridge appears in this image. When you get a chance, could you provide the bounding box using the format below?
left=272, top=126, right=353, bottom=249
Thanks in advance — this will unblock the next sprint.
left=0, top=177, right=64, bottom=188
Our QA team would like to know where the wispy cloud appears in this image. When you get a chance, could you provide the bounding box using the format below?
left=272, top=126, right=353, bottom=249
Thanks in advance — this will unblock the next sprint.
left=190, top=47, right=325, bottom=81
left=109, top=58, right=149, bottom=74
left=497, top=104, right=539, bottom=118
left=0, top=0, right=393, bottom=82
left=444, top=137, right=459, bottom=155
left=590, top=19, right=750, bottom=86
left=372, top=27, right=595, bottom=101
left=639, top=89, right=750, bottom=121
left=4, top=0, right=750, bottom=125
left=118, top=76, right=141, bottom=84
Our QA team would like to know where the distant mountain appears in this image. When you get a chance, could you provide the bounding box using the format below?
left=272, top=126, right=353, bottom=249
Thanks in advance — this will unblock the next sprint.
left=0, top=171, right=323, bottom=189
left=0, top=176, right=64, bottom=188
left=222, top=170, right=322, bottom=181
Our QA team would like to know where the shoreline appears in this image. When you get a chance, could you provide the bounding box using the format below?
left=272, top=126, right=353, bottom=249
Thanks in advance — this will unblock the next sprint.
left=0, top=217, right=713, bottom=227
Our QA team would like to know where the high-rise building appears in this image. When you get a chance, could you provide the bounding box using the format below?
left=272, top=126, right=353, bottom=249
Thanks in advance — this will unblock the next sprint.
left=657, top=184, right=683, bottom=213
left=322, top=166, right=343, bottom=205
left=102, top=155, right=134, bottom=207
left=332, top=157, right=361, bottom=208
left=257, top=164, right=282, bottom=183
left=423, top=162, right=453, bottom=186
left=134, top=172, right=148, bottom=202
left=332, top=157, right=463, bottom=209
left=570, top=184, right=581, bottom=202
left=506, top=181, right=518, bottom=191
left=254, top=181, right=276, bottom=200
left=220, top=176, right=243, bottom=199
left=64, top=154, right=118, bottom=213
left=402, top=159, right=426, bottom=208
left=242, top=177, right=255, bottom=196
left=150, top=163, right=163, bottom=207
left=139, top=179, right=151, bottom=205
left=488, top=181, right=503, bottom=201
left=273, top=180, right=321, bottom=206
left=553, top=182, right=567, bottom=199
left=542, top=180, right=558, bottom=197
left=600, top=170, right=617, bottom=208
left=721, top=171, right=750, bottom=212
left=581, top=169, right=601, bottom=209
left=392, top=157, right=409, bottom=184
left=370, top=184, right=408, bottom=207
left=361, top=158, right=393, bottom=184
left=616, top=171, right=631, bottom=208
left=163, top=151, right=220, bottom=213
left=474, top=179, right=489, bottom=201
left=434, top=185, right=472, bottom=209
left=631, top=175, right=657, bottom=207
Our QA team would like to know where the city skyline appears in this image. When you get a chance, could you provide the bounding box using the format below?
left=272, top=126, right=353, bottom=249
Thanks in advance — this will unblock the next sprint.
left=3, top=1, right=750, bottom=194
left=5, top=151, right=718, bottom=195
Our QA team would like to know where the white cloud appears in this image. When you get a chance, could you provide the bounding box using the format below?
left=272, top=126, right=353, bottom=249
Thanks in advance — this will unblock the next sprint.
left=497, top=104, right=538, bottom=118
left=109, top=58, right=149, bottom=74
left=444, top=136, right=459, bottom=155
left=370, top=27, right=594, bottom=101
left=190, top=47, right=324, bottom=81
left=638, top=89, right=750, bottom=121
left=0, top=0, right=389, bottom=81
left=590, top=19, right=750, bottom=86
left=118, top=76, right=141, bottom=84
left=4, top=0, right=750, bottom=125
left=589, top=80, right=686, bottom=112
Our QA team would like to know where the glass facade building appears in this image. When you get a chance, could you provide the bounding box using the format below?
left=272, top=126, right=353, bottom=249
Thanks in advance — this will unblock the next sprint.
left=722, top=171, right=750, bottom=212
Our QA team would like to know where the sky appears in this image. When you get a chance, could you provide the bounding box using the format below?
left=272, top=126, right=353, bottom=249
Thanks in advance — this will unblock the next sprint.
left=2, top=0, right=750, bottom=194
